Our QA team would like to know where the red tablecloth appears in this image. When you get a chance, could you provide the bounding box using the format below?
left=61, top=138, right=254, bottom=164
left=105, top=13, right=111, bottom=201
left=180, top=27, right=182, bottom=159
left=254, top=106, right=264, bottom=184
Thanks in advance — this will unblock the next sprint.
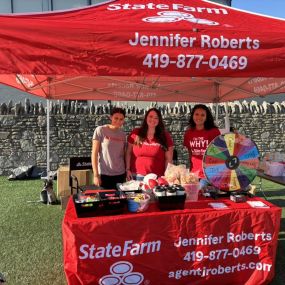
left=62, top=196, right=281, bottom=285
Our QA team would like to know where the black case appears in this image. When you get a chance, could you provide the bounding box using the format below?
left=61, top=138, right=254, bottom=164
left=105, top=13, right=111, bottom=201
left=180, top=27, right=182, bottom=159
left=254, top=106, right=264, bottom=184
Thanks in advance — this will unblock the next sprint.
left=156, top=194, right=186, bottom=211
left=73, top=190, right=127, bottom=217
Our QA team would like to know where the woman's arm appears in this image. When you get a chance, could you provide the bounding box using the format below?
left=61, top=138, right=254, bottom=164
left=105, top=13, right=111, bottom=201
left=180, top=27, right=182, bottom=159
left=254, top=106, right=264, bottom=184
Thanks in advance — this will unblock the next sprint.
left=164, top=131, right=174, bottom=170
left=183, top=130, right=193, bottom=170
left=185, top=146, right=193, bottom=170
left=91, top=139, right=101, bottom=186
left=165, top=146, right=174, bottom=170
left=125, top=142, right=133, bottom=181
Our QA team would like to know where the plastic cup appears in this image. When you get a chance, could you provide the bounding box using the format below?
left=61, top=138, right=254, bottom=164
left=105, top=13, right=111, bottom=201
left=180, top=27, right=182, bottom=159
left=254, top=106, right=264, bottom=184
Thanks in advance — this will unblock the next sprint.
left=183, top=184, right=200, bottom=201
left=127, top=194, right=150, bottom=213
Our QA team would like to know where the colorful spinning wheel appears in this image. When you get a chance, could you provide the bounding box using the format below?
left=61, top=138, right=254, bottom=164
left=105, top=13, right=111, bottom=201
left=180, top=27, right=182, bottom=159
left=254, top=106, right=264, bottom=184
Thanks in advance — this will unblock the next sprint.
left=203, top=133, right=260, bottom=192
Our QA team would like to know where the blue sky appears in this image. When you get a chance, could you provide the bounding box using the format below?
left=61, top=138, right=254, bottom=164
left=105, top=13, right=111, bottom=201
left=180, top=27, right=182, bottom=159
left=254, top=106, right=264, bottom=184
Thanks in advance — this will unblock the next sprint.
left=231, top=0, right=285, bottom=19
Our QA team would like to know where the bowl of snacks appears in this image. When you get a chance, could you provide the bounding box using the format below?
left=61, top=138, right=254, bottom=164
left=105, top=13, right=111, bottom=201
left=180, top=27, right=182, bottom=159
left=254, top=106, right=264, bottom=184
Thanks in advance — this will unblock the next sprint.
left=127, top=193, right=151, bottom=213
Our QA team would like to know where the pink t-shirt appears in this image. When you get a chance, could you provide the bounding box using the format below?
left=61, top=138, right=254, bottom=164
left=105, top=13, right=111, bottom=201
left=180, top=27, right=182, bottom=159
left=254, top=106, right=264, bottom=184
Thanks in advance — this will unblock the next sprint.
left=128, top=128, right=174, bottom=176
left=183, top=128, right=220, bottom=178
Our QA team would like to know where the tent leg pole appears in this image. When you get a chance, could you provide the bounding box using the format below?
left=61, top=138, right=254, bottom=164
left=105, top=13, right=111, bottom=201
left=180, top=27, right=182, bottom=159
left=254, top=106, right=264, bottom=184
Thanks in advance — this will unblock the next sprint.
left=47, top=99, right=50, bottom=176
left=224, top=102, right=230, bottom=132
left=215, top=103, right=219, bottom=122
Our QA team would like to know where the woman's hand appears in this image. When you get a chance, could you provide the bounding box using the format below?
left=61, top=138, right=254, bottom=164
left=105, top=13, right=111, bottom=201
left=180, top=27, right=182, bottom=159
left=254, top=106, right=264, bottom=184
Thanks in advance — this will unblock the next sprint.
left=125, top=143, right=133, bottom=181
left=165, top=146, right=174, bottom=168
left=126, top=170, right=132, bottom=181
left=93, top=175, right=101, bottom=186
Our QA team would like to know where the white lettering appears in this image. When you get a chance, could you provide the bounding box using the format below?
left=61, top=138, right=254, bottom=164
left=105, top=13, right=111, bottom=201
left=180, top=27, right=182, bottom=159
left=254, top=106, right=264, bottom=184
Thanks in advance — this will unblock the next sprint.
left=129, top=32, right=259, bottom=52
left=123, top=240, right=133, bottom=256
left=129, top=32, right=197, bottom=47
left=95, top=246, right=105, bottom=258
left=201, top=35, right=260, bottom=49
left=174, top=235, right=224, bottom=247
left=79, top=244, right=89, bottom=259
left=107, top=4, right=121, bottom=11
left=130, top=243, right=140, bottom=255
left=107, top=3, right=228, bottom=15
left=227, top=232, right=272, bottom=243
left=78, top=239, right=161, bottom=259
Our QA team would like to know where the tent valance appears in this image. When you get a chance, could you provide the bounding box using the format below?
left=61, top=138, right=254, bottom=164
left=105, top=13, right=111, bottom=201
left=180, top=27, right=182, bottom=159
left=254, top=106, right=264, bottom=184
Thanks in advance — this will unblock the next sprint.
left=0, top=0, right=284, bottom=102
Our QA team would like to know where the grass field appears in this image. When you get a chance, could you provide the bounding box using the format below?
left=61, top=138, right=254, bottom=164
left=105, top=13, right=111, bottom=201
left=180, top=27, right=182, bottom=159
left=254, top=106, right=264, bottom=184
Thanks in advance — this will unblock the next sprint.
left=0, top=176, right=284, bottom=285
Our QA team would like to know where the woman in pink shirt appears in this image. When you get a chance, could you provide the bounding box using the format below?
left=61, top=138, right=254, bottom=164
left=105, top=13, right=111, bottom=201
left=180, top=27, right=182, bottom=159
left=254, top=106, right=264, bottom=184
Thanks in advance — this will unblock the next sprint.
left=184, top=104, right=220, bottom=188
left=126, top=108, right=174, bottom=180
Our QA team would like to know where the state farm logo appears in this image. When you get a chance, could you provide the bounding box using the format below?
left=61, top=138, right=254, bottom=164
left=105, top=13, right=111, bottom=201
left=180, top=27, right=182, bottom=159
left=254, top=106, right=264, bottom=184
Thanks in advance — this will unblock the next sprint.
left=143, top=11, right=219, bottom=25
left=76, top=162, right=92, bottom=167
left=16, top=74, right=35, bottom=88
left=99, top=261, right=144, bottom=285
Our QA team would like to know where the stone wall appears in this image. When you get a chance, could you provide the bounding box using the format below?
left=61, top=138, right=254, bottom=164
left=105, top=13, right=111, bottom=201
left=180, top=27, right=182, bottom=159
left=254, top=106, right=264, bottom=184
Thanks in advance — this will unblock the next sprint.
left=0, top=100, right=285, bottom=175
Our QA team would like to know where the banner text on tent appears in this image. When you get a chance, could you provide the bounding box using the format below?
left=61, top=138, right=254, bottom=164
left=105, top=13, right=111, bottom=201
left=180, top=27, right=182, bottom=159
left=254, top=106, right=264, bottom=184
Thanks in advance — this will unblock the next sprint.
left=108, top=3, right=228, bottom=15
left=129, top=33, right=261, bottom=70
left=129, top=33, right=260, bottom=49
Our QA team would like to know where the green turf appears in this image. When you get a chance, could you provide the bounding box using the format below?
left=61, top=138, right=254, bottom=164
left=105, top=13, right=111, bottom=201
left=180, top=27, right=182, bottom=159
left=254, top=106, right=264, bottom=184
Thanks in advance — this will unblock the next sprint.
left=0, top=176, right=284, bottom=284
left=254, top=178, right=285, bottom=285
left=0, top=178, right=65, bottom=285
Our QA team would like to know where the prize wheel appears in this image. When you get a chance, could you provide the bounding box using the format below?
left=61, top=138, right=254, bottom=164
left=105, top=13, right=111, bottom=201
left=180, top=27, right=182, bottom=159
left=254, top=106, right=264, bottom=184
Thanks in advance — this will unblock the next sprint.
left=203, top=133, right=260, bottom=192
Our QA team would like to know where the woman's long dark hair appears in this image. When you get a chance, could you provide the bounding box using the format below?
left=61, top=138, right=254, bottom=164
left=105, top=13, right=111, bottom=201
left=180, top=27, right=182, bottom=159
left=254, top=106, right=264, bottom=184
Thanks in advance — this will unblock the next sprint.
left=136, top=108, right=168, bottom=151
left=189, top=104, right=217, bottom=130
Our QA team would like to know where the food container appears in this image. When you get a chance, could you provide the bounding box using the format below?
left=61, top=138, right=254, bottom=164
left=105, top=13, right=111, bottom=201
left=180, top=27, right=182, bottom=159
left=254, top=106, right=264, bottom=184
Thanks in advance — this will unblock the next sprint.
left=156, top=194, right=186, bottom=211
left=166, top=187, right=177, bottom=196
left=117, top=180, right=142, bottom=192
left=154, top=185, right=186, bottom=211
left=183, top=184, right=200, bottom=201
left=153, top=186, right=166, bottom=197
left=172, top=184, right=185, bottom=195
left=142, top=188, right=155, bottom=201
left=127, top=193, right=151, bottom=213
left=73, top=190, right=127, bottom=217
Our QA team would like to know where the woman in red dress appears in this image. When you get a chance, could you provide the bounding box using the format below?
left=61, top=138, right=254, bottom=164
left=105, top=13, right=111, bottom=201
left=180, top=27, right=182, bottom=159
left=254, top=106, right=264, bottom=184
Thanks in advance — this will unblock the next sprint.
left=126, top=108, right=174, bottom=180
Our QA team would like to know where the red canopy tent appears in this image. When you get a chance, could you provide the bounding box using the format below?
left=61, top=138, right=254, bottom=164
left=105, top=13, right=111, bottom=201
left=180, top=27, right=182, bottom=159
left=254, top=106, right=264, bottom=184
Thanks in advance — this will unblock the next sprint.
left=1, top=2, right=284, bottom=284
left=0, top=0, right=284, bottom=102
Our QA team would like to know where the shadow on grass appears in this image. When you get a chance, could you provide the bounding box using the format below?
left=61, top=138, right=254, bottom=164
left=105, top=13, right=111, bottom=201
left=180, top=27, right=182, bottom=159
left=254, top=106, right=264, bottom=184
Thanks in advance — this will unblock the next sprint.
left=271, top=217, right=285, bottom=285
left=279, top=217, right=285, bottom=233
left=257, top=188, right=285, bottom=285
left=267, top=199, right=285, bottom=208
left=258, top=189, right=285, bottom=197
left=256, top=189, right=285, bottom=198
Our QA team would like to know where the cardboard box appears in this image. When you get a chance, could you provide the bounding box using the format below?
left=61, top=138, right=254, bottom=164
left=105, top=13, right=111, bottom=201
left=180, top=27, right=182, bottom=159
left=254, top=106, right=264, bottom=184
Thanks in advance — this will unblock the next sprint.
left=57, top=165, right=92, bottom=198
left=60, top=196, right=70, bottom=210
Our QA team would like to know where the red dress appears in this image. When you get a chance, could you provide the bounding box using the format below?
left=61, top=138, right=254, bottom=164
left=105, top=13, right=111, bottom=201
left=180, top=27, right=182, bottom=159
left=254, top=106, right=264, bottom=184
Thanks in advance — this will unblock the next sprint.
left=128, top=128, right=174, bottom=176
left=183, top=127, right=220, bottom=178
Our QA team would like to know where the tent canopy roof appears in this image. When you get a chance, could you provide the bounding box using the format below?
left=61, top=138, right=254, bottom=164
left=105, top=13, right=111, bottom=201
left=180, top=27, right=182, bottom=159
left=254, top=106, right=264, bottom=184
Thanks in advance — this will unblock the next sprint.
left=0, top=0, right=284, bottom=102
